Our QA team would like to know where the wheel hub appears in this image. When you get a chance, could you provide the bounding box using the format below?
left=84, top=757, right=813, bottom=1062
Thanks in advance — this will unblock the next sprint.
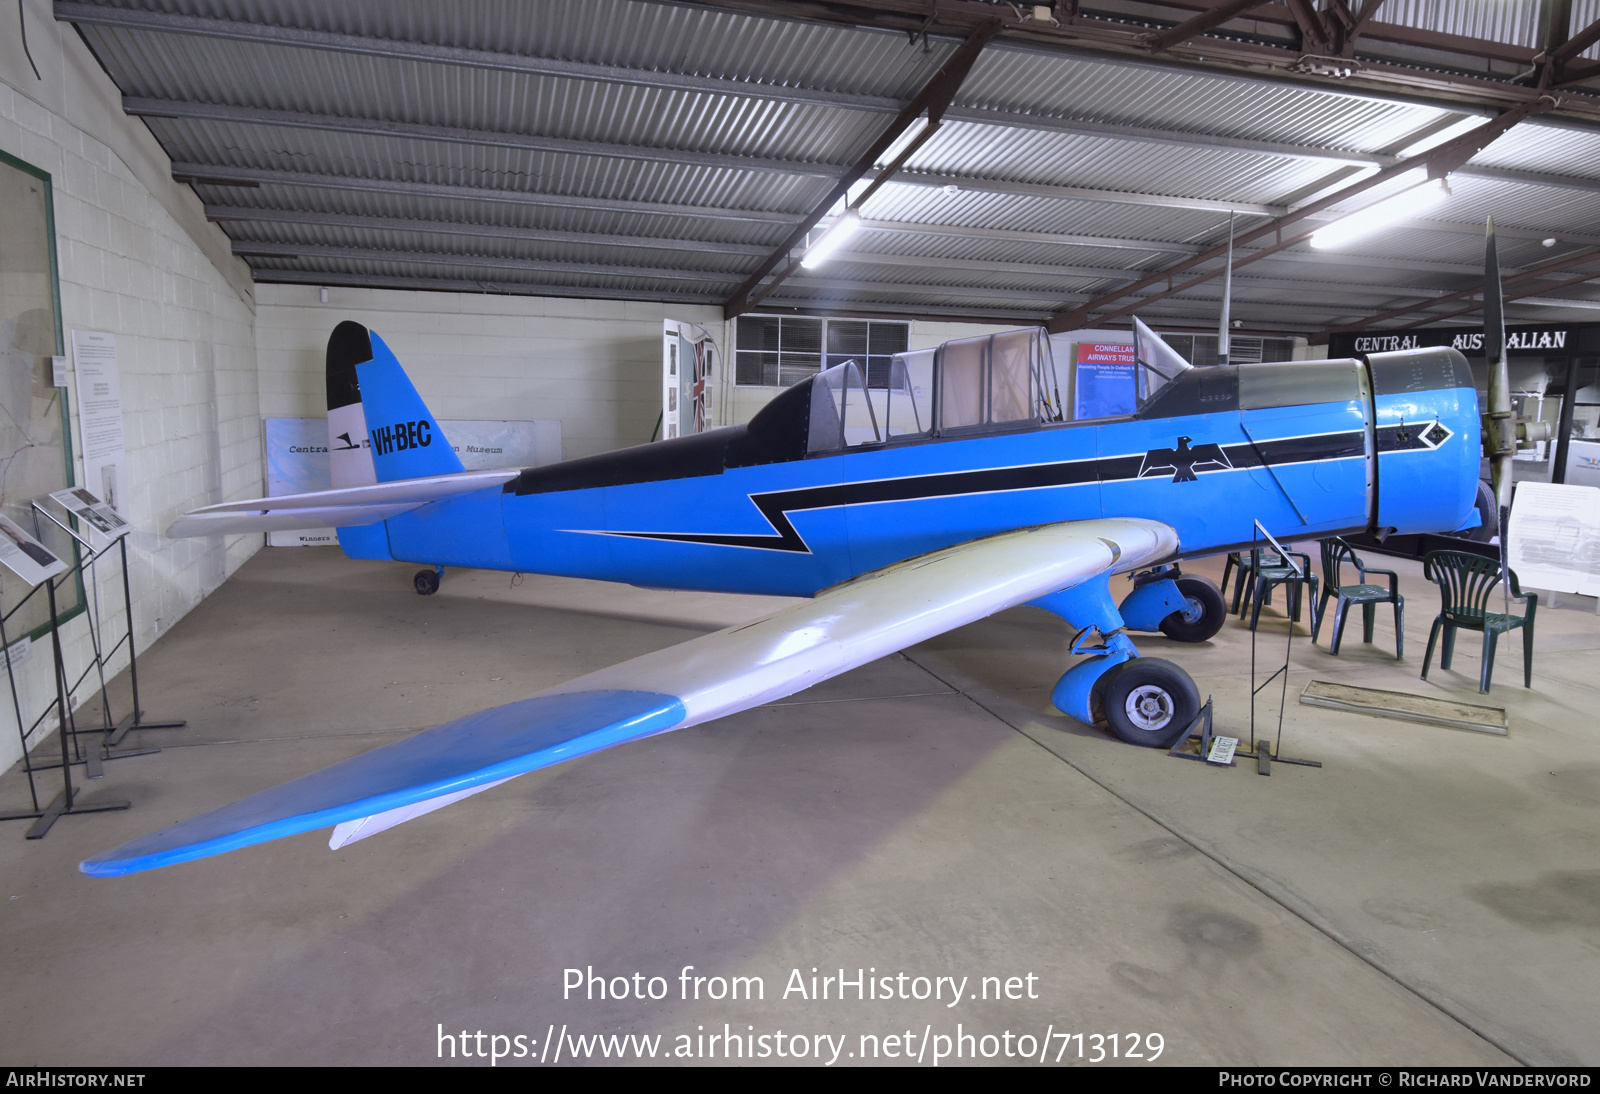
left=1179, top=595, right=1204, bottom=624
left=1125, top=685, right=1174, bottom=730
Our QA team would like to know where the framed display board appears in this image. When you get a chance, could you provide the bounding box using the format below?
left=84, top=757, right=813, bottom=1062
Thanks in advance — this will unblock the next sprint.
left=0, top=151, right=84, bottom=636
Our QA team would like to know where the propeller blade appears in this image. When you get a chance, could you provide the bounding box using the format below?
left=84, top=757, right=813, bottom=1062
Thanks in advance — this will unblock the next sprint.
left=1484, top=216, right=1504, bottom=366
left=1483, top=217, right=1514, bottom=516
left=1483, top=217, right=1514, bottom=611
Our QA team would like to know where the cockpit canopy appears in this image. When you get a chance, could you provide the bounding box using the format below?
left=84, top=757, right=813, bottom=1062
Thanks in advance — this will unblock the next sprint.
left=806, top=327, right=1063, bottom=454
left=1132, top=316, right=1193, bottom=410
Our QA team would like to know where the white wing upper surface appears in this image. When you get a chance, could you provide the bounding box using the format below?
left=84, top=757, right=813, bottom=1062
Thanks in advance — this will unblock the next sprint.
left=545, top=516, right=1178, bottom=728
left=84, top=518, right=1177, bottom=875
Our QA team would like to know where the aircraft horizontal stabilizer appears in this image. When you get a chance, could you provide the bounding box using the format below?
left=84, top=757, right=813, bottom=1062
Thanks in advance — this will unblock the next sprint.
left=83, top=517, right=1177, bottom=876
left=165, top=469, right=519, bottom=538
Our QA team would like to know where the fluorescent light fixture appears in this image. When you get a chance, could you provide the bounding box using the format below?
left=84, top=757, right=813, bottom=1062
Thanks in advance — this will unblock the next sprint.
left=800, top=210, right=862, bottom=269
left=1310, top=176, right=1451, bottom=250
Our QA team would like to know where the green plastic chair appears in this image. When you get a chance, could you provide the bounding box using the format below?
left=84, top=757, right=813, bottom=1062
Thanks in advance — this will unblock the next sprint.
left=1313, top=537, right=1403, bottom=658
left=1420, top=550, right=1538, bottom=693
left=1243, top=546, right=1317, bottom=631
left=1220, top=551, right=1255, bottom=615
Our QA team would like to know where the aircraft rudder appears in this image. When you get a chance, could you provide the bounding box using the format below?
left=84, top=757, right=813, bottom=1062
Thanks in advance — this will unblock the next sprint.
left=324, top=322, right=464, bottom=485
left=327, top=321, right=378, bottom=489
left=357, top=331, right=465, bottom=483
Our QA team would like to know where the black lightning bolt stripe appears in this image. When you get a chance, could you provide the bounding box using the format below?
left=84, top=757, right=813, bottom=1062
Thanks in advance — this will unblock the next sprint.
left=599, top=428, right=1376, bottom=554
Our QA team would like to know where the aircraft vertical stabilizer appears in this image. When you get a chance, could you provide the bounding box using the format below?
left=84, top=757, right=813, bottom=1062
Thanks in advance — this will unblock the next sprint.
left=326, top=321, right=379, bottom=489
left=325, top=321, right=464, bottom=486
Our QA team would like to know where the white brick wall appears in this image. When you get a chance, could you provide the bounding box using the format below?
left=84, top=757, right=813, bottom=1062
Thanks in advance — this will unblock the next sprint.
left=0, top=1, right=262, bottom=777
left=255, top=285, right=724, bottom=459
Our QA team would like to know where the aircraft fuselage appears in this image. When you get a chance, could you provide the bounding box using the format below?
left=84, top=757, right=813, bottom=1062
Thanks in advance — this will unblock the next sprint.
left=346, top=347, right=1481, bottom=598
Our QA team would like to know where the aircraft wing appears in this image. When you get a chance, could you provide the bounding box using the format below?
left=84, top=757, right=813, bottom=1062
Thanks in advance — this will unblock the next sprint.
left=81, top=517, right=1178, bottom=876
left=165, top=469, right=520, bottom=537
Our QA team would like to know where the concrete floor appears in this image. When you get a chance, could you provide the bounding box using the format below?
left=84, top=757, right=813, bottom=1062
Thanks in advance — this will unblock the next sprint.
left=1, top=544, right=1596, bottom=1067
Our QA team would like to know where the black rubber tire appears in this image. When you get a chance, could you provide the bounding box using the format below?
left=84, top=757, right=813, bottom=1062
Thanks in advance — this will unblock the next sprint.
left=1100, top=658, right=1201, bottom=748
left=414, top=569, right=441, bottom=596
left=1463, top=479, right=1497, bottom=542
left=1158, top=575, right=1227, bottom=643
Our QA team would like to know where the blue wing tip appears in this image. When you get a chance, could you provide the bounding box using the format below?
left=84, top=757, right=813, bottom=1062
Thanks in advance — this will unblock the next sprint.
left=78, top=689, right=687, bottom=877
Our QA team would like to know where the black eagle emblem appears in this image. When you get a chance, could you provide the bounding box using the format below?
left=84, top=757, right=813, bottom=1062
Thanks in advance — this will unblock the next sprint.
left=1139, top=436, right=1232, bottom=483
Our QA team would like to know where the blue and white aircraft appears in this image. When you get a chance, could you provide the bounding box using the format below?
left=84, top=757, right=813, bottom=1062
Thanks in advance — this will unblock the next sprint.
left=82, top=317, right=1484, bottom=875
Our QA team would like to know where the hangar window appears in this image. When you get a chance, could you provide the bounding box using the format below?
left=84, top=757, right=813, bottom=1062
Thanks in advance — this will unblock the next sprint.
left=1163, top=333, right=1297, bottom=366
left=736, top=316, right=908, bottom=388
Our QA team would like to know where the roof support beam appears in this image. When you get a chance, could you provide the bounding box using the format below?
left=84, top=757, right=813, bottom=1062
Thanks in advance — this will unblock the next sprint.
left=1139, top=0, right=1265, bottom=52
left=827, top=251, right=1146, bottom=281
left=203, top=206, right=773, bottom=257
left=1547, top=15, right=1600, bottom=88
left=1283, top=0, right=1336, bottom=56
left=254, top=268, right=726, bottom=306
left=128, top=98, right=840, bottom=178
left=170, top=163, right=799, bottom=225
left=780, top=276, right=1084, bottom=304
left=230, top=242, right=749, bottom=284
left=1393, top=267, right=1600, bottom=327
left=730, top=299, right=1053, bottom=322
left=1548, top=14, right=1600, bottom=68
left=890, top=172, right=1283, bottom=215
left=859, top=219, right=1204, bottom=254
left=1315, top=246, right=1600, bottom=335
left=1046, top=96, right=1558, bottom=332
left=257, top=269, right=1074, bottom=324
left=237, top=241, right=1084, bottom=306
left=722, top=20, right=1002, bottom=318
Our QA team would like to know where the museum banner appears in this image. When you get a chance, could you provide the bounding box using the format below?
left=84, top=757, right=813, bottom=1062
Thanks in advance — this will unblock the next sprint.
left=263, top=417, right=562, bottom=546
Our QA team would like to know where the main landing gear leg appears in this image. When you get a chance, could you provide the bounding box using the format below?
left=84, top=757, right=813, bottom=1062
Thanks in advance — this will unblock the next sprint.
left=414, top=565, right=443, bottom=596
left=1032, top=573, right=1201, bottom=748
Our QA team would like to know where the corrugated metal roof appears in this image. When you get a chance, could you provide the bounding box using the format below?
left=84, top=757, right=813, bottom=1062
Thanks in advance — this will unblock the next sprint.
left=1576, top=0, right=1600, bottom=61
left=961, top=50, right=1453, bottom=154
left=1379, top=0, right=1545, bottom=51
left=905, top=122, right=1338, bottom=205
left=55, top=0, right=1600, bottom=328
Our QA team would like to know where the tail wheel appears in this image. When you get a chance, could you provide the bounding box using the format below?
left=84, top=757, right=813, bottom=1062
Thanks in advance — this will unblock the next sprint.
left=414, top=569, right=441, bottom=596
left=1158, top=575, right=1226, bottom=643
left=1099, top=658, right=1200, bottom=748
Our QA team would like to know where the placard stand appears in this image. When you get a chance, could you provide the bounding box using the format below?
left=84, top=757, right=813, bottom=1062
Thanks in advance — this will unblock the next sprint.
left=0, top=561, right=129, bottom=838
left=31, top=500, right=185, bottom=761
left=1240, top=520, right=1321, bottom=775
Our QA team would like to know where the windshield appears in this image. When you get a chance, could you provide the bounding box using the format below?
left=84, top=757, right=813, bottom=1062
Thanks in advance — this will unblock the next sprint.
left=1133, top=316, right=1193, bottom=409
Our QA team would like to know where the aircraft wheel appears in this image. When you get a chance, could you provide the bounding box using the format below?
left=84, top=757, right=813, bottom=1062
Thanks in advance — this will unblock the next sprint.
left=414, top=568, right=441, bottom=596
left=1100, top=658, right=1199, bottom=748
left=1464, top=479, right=1497, bottom=543
left=1158, top=575, right=1226, bottom=643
